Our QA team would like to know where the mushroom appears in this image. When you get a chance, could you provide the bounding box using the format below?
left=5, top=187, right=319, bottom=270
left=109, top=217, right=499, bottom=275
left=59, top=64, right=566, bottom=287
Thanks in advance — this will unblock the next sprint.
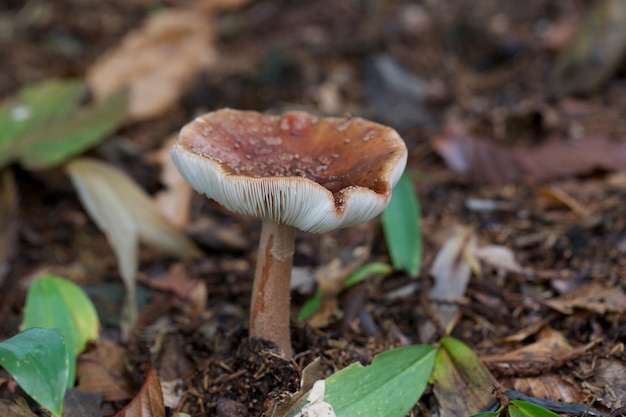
left=171, top=109, right=407, bottom=357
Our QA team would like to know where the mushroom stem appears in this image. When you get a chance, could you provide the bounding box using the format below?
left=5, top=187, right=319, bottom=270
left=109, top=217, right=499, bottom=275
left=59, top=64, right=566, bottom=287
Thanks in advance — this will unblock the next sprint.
left=249, top=218, right=296, bottom=357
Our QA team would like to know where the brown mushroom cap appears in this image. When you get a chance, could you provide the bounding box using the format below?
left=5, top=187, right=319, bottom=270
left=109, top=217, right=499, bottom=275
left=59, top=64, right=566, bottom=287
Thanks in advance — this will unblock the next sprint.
left=171, top=109, right=407, bottom=233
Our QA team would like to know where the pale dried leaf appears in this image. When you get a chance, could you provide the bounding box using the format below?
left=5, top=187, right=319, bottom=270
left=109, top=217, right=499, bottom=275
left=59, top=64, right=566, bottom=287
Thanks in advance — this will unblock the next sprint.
left=65, top=157, right=200, bottom=337
left=544, top=283, right=626, bottom=314
left=512, top=375, right=584, bottom=404
left=420, top=227, right=476, bottom=342
left=151, top=136, right=193, bottom=228
left=295, top=381, right=336, bottom=417
left=87, top=9, right=216, bottom=121
left=482, top=328, right=572, bottom=364
left=475, top=245, right=523, bottom=275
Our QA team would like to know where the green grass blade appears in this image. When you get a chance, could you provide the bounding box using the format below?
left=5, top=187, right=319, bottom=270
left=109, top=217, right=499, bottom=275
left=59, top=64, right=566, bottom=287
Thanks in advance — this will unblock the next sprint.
left=382, top=172, right=422, bottom=277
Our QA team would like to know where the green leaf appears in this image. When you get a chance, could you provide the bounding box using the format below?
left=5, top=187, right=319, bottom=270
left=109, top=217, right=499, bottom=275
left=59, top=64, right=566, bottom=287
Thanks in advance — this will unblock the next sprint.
left=298, top=262, right=392, bottom=320
left=431, top=338, right=497, bottom=417
left=0, top=328, right=69, bottom=417
left=18, top=88, right=128, bottom=169
left=0, top=79, right=85, bottom=162
left=509, top=401, right=562, bottom=417
left=23, top=275, right=100, bottom=388
left=0, top=78, right=127, bottom=170
left=324, top=344, right=436, bottom=417
left=298, top=290, right=323, bottom=320
left=382, top=172, right=422, bottom=277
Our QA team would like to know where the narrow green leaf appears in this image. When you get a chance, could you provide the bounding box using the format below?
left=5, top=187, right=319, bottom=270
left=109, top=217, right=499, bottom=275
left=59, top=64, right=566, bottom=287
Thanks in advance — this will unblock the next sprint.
left=0, top=328, right=69, bottom=417
left=324, top=345, right=436, bottom=417
left=18, top=88, right=128, bottom=169
left=298, top=290, right=323, bottom=320
left=381, top=172, right=422, bottom=277
left=23, top=275, right=100, bottom=388
left=343, top=262, right=393, bottom=287
left=298, top=262, right=393, bottom=320
left=509, top=401, right=562, bottom=417
left=0, top=79, right=86, bottom=167
left=431, top=337, right=497, bottom=417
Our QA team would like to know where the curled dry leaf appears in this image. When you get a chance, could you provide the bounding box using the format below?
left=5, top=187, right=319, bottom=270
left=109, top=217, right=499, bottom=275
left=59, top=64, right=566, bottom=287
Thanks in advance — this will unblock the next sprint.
left=482, top=328, right=573, bottom=365
left=113, top=366, right=165, bottom=417
left=474, top=245, right=524, bottom=275
left=76, top=340, right=133, bottom=402
left=65, top=157, right=201, bottom=338
left=543, top=283, right=626, bottom=315
left=151, top=136, right=193, bottom=228
left=433, top=134, right=626, bottom=184
left=87, top=9, right=217, bottom=121
left=419, top=227, right=477, bottom=342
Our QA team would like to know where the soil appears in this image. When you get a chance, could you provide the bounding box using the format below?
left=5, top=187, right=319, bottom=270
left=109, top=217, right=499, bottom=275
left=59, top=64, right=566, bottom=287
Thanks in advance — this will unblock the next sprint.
left=1, top=0, right=625, bottom=416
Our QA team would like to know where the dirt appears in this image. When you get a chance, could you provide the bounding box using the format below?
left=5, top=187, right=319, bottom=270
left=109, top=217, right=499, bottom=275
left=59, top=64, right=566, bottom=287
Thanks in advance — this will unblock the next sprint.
left=1, top=0, right=626, bottom=416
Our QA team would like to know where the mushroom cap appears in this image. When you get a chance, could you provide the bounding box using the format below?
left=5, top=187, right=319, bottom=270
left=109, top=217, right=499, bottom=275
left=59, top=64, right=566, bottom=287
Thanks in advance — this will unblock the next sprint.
left=171, top=109, right=407, bottom=233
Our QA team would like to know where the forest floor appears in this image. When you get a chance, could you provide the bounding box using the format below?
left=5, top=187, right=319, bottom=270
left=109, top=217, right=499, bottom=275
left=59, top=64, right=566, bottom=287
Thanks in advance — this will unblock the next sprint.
left=1, top=0, right=625, bottom=416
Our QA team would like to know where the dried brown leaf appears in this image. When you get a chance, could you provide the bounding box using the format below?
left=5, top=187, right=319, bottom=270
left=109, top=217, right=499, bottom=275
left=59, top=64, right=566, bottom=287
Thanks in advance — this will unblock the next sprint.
left=140, top=263, right=199, bottom=299
left=150, top=135, right=192, bottom=228
left=87, top=9, right=216, bottom=121
left=582, top=359, right=626, bottom=409
left=544, top=283, right=626, bottom=314
left=76, top=340, right=133, bottom=402
left=113, top=366, right=165, bottom=417
left=512, top=375, right=584, bottom=404
left=433, top=134, right=626, bottom=184
left=482, top=328, right=572, bottom=364
left=0, top=398, right=38, bottom=417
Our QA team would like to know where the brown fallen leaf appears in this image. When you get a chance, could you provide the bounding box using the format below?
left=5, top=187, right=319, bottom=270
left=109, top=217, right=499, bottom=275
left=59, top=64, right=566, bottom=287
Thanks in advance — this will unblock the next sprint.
left=113, top=366, right=165, bottom=417
left=512, top=375, right=584, bottom=404
left=87, top=8, right=216, bottom=121
left=544, top=283, right=626, bottom=315
left=0, top=398, right=38, bottom=417
left=582, top=359, right=626, bottom=409
left=433, top=134, right=626, bottom=184
left=150, top=136, right=193, bottom=228
left=76, top=340, right=133, bottom=402
left=482, top=328, right=573, bottom=365
left=139, top=263, right=199, bottom=299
